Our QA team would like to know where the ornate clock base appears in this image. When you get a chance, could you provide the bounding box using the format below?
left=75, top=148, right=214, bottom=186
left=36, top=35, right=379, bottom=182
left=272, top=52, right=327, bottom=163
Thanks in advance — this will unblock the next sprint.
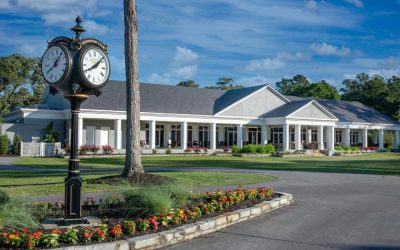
left=57, top=218, right=90, bottom=227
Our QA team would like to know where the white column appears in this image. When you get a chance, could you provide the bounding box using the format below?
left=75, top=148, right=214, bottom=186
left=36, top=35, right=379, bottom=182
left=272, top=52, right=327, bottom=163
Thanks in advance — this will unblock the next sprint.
left=306, top=129, right=312, bottom=144
left=114, top=119, right=122, bottom=150
left=261, top=125, right=268, bottom=145
left=379, top=129, right=384, bottom=149
left=283, top=124, right=289, bottom=151
left=181, top=122, right=188, bottom=150
left=344, top=128, right=351, bottom=146
left=327, top=126, right=335, bottom=150
left=317, top=125, right=324, bottom=150
left=395, top=130, right=399, bottom=149
left=237, top=124, right=243, bottom=147
left=78, top=117, right=83, bottom=147
left=362, top=129, right=368, bottom=149
left=210, top=123, right=217, bottom=150
left=295, top=124, right=301, bottom=150
left=149, top=120, right=156, bottom=149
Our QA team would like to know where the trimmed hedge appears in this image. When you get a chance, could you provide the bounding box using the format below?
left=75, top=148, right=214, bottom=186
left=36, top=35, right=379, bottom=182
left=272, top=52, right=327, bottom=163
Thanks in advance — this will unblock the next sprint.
left=234, top=144, right=275, bottom=154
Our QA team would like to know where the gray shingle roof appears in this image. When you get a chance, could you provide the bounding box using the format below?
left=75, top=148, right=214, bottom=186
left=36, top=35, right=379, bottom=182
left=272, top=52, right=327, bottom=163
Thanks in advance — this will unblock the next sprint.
left=42, top=81, right=399, bottom=124
left=261, top=100, right=311, bottom=118
left=286, top=96, right=398, bottom=124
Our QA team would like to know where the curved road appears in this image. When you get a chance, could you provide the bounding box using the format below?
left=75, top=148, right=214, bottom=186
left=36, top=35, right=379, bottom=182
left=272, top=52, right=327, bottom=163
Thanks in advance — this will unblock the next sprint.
left=165, top=170, right=400, bottom=250
left=1, top=157, right=400, bottom=249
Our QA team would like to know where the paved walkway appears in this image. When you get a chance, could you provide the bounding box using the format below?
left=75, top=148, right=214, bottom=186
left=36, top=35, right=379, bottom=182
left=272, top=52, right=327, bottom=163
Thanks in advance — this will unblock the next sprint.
left=166, top=171, right=400, bottom=250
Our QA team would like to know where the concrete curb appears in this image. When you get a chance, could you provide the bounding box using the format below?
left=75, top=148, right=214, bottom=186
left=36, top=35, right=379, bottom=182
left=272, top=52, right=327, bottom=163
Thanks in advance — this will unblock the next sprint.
left=54, top=192, right=293, bottom=250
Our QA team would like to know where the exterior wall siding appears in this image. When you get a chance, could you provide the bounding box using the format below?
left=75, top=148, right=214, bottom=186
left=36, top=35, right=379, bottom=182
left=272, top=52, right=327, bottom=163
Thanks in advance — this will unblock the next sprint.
left=1, top=121, right=65, bottom=143
left=290, top=104, right=332, bottom=119
left=219, top=89, right=286, bottom=117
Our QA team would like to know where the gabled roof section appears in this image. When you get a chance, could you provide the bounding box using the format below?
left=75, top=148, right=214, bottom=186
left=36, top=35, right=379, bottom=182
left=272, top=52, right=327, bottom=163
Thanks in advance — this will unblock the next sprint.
left=214, top=85, right=289, bottom=115
left=286, top=95, right=399, bottom=124
left=262, top=100, right=338, bottom=120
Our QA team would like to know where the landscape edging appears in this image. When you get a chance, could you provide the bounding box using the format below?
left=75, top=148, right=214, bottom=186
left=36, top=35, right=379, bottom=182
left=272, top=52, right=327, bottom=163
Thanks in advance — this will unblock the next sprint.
left=53, top=192, right=293, bottom=250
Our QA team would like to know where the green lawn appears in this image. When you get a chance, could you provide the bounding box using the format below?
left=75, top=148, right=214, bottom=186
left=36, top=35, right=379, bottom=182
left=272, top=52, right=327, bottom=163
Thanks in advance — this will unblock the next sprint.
left=5, top=152, right=400, bottom=196
left=0, top=171, right=276, bottom=196
left=14, top=152, right=400, bottom=175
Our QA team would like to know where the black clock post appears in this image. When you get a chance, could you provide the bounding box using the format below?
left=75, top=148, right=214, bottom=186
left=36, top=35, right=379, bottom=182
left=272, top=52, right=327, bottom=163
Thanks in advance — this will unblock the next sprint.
left=41, top=16, right=110, bottom=226
left=62, top=94, right=88, bottom=225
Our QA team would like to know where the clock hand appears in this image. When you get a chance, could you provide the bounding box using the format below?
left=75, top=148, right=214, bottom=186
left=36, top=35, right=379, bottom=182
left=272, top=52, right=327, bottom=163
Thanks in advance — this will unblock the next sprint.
left=84, top=57, right=104, bottom=72
left=46, top=53, right=63, bottom=73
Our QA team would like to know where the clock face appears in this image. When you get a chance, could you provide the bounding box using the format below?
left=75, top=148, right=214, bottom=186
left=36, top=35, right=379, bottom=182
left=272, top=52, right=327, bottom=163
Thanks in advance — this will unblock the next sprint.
left=80, top=46, right=110, bottom=86
left=41, top=45, right=70, bottom=84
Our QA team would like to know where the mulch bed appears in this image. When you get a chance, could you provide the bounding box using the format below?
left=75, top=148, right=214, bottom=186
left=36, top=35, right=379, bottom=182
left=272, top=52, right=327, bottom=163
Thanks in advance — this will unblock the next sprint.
left=86, top=173, right=173, bottom=186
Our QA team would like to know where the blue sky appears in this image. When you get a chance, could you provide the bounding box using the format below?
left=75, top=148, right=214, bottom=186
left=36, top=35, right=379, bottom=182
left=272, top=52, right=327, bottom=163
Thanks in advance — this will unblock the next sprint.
left=0, top=0, right=399, bottom=89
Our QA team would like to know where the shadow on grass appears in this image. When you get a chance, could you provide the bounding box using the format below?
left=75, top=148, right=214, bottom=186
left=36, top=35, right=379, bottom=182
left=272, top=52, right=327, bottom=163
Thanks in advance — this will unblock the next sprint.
left=143, top=157, right=400, bottom=176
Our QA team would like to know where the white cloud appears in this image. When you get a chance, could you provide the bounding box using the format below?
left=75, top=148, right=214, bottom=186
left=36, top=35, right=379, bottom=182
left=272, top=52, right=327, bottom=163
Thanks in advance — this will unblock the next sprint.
left=344, top=0, right=363, bottom=8
left=172, top=65, right=198, bottom=78
left=367, top=69, right=400, bottom=78
left=173, top=46, right=198, bottom=65
left=345, top=69, right=400, bottom=80
left=147, top=46, right=199, bottom=83
left=305, top=0, right=318, bottom=10
left=276, top=51, right=309, bottom=61
left=0, top=0, right=12, bottom=9
left=236, top=76, right=276, bottom=87
left=84, top=20, right=109, bottom=35
left=16, top=43, right=46, bottom=57
left=245, top=58, right=285, bottom=71
left=310, top=42, right=351, bottom=56
left=352, top=56, right=400, bottom=68
left=147, top=73, right=172, bottom=84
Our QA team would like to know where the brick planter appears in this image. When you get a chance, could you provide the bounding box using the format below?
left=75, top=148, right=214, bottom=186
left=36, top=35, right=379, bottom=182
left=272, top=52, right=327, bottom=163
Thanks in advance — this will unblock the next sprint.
left=53, top=192, right=293, bottom=250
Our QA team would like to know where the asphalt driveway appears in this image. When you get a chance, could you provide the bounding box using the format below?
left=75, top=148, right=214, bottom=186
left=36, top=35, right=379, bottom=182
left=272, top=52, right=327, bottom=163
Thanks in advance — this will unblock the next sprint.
left=167, top=171, right=400, bottom=250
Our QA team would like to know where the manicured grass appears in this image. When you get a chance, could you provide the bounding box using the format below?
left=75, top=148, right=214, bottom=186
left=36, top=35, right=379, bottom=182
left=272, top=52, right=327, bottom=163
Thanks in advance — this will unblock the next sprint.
left=14, top=152, right=400, bottom=175
left=0, top=168, right=276, bottom=196
left=6, top=152, right=400, bottom=196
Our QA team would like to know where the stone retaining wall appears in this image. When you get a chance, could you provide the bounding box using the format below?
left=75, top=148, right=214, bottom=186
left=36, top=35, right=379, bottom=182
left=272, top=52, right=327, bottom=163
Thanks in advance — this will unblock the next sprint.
left=54, top=192, right=293, bottom=250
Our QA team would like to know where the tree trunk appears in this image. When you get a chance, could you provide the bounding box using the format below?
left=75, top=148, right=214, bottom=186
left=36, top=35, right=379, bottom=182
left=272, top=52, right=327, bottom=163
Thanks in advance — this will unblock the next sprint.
left=122, top=0, right=144, bottom=177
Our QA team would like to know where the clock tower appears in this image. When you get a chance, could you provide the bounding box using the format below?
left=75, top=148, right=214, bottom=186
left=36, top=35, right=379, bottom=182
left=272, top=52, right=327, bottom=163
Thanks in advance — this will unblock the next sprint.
left=41, top=16, right=111, bottom=225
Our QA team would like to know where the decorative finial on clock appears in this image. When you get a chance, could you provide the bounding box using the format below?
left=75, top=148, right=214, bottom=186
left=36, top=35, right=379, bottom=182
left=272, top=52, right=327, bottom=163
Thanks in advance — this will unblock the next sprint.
left=71, top=15, right=86, bottom=39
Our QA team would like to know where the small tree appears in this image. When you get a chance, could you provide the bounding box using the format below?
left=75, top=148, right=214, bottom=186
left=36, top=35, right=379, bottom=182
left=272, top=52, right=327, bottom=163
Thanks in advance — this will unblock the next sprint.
left=177, top=80, right=199, bottom=88
left=0, top=134, right=9, bottom=155
left=41, top=122, right=58, bottom=142
left=12, top=134, right=22, bottom=155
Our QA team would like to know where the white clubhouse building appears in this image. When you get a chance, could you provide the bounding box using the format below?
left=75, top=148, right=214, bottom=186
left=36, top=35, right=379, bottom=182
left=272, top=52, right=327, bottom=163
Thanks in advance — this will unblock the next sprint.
left=3, top=80, right=400, bottom=153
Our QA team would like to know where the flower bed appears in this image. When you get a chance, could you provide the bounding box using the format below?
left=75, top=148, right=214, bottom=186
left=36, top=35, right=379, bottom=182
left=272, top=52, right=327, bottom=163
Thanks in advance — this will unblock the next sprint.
left=0, top=187, right=274, bottom=249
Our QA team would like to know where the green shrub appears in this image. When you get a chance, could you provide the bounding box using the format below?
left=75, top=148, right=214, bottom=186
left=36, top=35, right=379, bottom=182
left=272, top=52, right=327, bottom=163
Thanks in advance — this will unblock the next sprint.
left=103, top=185, right=190, bottom=219
left=0, top=134, right=8, bottom=155
left=12, top=134, right=22, bottom=155
left=255, top=145, right=266, bottom=154
left=0, top=190, right=41, bottom=229
left=335, top=146, right=344, bottom=151
left=165, top=148, right=172, bottom=154
left=241, top=144, right=257, bottom=154
left=264, top=144, right=275, bottom=154
left=351, top=146, right=361, bottom=151
left=231, top=145, right=241, bottom=154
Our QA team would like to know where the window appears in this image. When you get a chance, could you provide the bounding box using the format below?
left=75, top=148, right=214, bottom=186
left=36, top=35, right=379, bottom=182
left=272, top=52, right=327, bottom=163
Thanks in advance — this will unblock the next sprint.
left=335, top=130, right=342, bottom=144
left=188, top=126, right=193, bottom=144
left=224, top=126, right=237, bottom=146
left=290, top=127, right=295, bottom=143
left=170, top=124, right=181, bottom=147
left=311, top=129, right=317, bottom=143
left=301, top=129, right=306, bottom=142
left=270, top=127, right=283, bottom=144
left=248, top=127, right=260, bottom=145
left=350, top=130, right=359, bottom=145
left=198, top=125, right=209, bottom=147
